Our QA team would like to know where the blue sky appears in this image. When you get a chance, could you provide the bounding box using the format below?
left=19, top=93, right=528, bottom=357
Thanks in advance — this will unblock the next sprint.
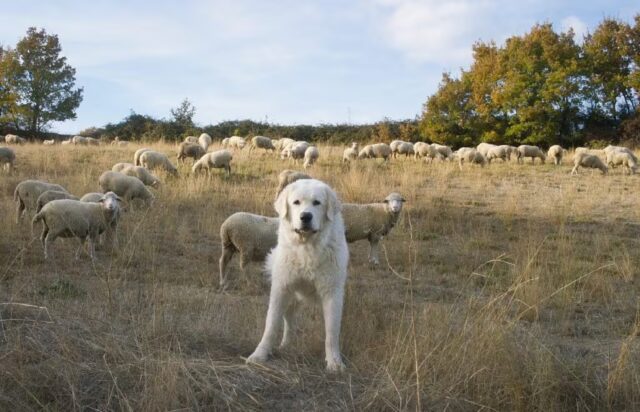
left=0, top=0, right=637, bottom=134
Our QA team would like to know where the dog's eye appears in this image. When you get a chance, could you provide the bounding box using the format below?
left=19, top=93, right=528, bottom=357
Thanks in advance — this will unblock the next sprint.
left=293, top=200, right=300, bottom=205
left=312, top=200, right=321, bottom=206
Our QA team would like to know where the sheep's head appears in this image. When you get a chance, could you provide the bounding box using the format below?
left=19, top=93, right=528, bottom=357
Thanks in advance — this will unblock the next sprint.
left=384, top=193, right=405, bottom=214
left=99, top=192, right=123, bottom=214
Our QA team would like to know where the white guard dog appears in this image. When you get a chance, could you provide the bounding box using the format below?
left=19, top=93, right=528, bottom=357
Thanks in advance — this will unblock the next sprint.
left=246, top=178, right=349, bottom=372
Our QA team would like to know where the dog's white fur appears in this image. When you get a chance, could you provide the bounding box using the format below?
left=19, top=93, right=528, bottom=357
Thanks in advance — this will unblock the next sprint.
left=246, top=179, right=349, bottom=372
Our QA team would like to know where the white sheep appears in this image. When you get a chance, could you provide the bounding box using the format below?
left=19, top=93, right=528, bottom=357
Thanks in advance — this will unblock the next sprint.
left=606, top=150, right=637, bottom=174
left=116, top=141, right=129, bottom=147
left=184, top=136, right=198, bottom=144
left=395, top=142, right=414, bottom=158
left=303, top=146, right=319, bottom=168
left=342, top=192, right=406, bottom=265
left=476, top=142, right=497, bottom=158
left=604, top=145, right=638, bottom=163
left=112, top=162, right=135, bottom=173
left=547, top=145, right=565, bottom=165
left=273, top=138, right=295, bottom=152
left=281, top=141, right=310, bottom=161
left=249, top=135, right=276, bottom=153
left=177, top=142, right=206, bottom=163
left=572, top=152, right=608, bottom=175
left=431, top=144, right=454, bottom=160
left=227, top=136, right=247, bottom=149
left=413, top=142, right=431, bottom=160
left=199, top=133, right=212, bottom=151
left=358, top=143, right=392, bottom=160
left=72, top=135, right=87, bottom=145
left=5, top=134, right=26, bottom=144
left=516, top=145, right=546, bottom=164
left=343, top=142, right=359, bottom=162
left=275, top=169, right=311, bottom=198
left=120, top=165, right=162, bottom=187
left=61, top=140, right=72, bottom=145
left=486, top=146, right=511, bottom=163
left=139, top=150, right=178, bottom=176
left=85, top=137, right=100, bottom=145
left=456, top=148, right=487, bottom=169
left=80, top=192, right=104, bottom=203
left=133, top=148, right=152, bottom=166
left=35, top=190, right=79, bottom=213
left=218, top=212, right=279, bottom=288
left=0, top=147, right=16, bottom=171
left=14, top=180, right=69, bottom=223
left=221, top=137, right=230, bottom=148
left=192, top=150, right=232, bottom=175
left=32, top=192, right=123, bottom=260
left=43, top=139, right=55, bottom=145
left=98, top=171, right=155, bottom=207
left=500, top=145, right=518, bottom=160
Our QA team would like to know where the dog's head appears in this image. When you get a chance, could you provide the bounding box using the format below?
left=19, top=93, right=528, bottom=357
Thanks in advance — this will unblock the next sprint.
left=274, top=178, right=340, bottom=239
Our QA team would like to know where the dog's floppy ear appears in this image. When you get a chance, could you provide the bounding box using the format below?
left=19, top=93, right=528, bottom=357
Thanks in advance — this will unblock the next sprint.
left=324, top=185, right=340, bottom=222
left=274, top=184, right=290, bottom=219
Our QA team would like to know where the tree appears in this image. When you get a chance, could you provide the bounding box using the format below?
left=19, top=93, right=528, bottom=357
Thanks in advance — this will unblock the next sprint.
left=1, top=28, right=83, bottom=135
left=171, top=98, right=196, bottom=128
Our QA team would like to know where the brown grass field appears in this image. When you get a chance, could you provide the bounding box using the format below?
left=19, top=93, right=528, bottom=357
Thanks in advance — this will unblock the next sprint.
left=1, top=142, right=640, bottom=411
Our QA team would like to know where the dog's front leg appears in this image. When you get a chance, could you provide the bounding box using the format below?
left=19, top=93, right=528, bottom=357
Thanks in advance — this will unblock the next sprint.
left=321, top=286, right=346, bottom=372
left=247, top=284, right=290, bottom=364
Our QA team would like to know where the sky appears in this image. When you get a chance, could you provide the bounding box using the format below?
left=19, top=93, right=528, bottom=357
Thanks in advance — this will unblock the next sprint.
left=0, top=0, right=637, bottom=134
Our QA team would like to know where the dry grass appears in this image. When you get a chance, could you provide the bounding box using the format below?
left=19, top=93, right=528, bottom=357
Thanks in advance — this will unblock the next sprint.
left=1, top=142, right=640, bottom=410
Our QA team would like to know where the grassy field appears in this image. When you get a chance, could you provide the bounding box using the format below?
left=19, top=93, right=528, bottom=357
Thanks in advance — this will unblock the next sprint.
left=1, top=142, right=640, bottom=411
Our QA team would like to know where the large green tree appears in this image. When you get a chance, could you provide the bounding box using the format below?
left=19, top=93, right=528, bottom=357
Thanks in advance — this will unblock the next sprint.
left=1, top=27, right=83, bottom=135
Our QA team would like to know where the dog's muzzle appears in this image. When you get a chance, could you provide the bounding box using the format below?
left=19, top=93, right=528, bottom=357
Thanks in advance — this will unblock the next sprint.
left=295, top=212, right=317, bottom=235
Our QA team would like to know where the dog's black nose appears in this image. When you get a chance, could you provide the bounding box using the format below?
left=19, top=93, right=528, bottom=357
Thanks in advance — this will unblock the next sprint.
left=300, top=212, right=313, bottom=223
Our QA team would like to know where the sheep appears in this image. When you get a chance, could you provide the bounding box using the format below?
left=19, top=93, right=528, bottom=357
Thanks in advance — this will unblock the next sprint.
left=499, top=145, right=518, bottom=160
left=32, top=192, right=124, bottom=260
left=120, top=165, right=162, bottom=187
left=227, top=136, right=247, bottom=150
left=61, top=140, right=72, bottom=145
left=0, top=147, right=16, bottom=171
left=486, top=146, right=511, bottom=163
left=476, top=142, right=497, bottom=158
left=14, top=180, right=69, bottom=223
left=221, top=137, right=230, bottom=148
left=139, top=150, right=178, bottom=176
left=275, top=169, right=311, bottom=197
left=177, top=142, right=206, bottom=163
left=456, top=148, right=487, bottom=169
left=431, top=143, right=454, bottom=160
left=72, top=135, right=87, bottom=145
left=358, top=143, right=392, bottom=161
left=85, top=137, right=100, bottom=145
left=572, top=152, right=608, bottom=175
left=192, top=150, right=232, bottom=175
left=395, top=142, right=414, bottom=158
left=303, top=146, right=319, bottom=168
left=343, top=142, right=359, bottom=162
left=606, top=150, right=637, bottom=174
left=184, top=135, right=198, bottom=144
left=35, top=190, right=79, bottom=213
left=218, top=212, right=279, bottom=289
left=43, top=139, right=55, bottom=145
left=413, top=142, right=431, bottom=160
left=80, top=192, right=104, bottom=203
left=133, top=148, right=152, bottom=166
left=342, top=192, right=406, bottom=265
left=547, top=145, right=565, bottom=165
left=516, top=145, right=546, bottom=164
left=249, top=135, right=276, bottom=153
left=389, top=140, right=404, bottom=158
left=116, top=141, right=129, bottom=146
left=98, top=171, right=155, bottom=207
left=112, top=162, right=135, bottom=173
left=5, top=134, right=26, bottom=144
left=281, top=141, right=309, bottom=161
left=199, top=133, right=212, bottom=151
left=273, top=138, right=295, bottom=152
left=604, top=145, right=638, bottom=163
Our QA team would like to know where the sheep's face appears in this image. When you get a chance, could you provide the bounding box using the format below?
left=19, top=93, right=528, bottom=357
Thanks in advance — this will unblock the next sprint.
left=100, top=192, right=122, bottom=213
left=384, top=193, right=405, bottom=214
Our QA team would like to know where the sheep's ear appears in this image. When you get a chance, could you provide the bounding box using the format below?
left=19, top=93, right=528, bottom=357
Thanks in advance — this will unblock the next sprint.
left=274, top=185, right=289, bottom=220
left=324, top=186, right=340, bottom=222
left=400, top=197, right=406, bottom=202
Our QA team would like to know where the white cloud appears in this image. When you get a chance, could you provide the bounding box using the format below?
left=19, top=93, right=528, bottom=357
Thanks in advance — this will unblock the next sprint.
left=561, top=16, right=588, bottom=42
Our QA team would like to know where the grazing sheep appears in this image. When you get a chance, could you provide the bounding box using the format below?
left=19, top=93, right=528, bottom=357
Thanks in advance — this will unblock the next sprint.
left=413, top=142, right=431, bottom=160
left=184, top=136, right=198, bottom=144
left=221, top=137, right=230, bottom=148
left=303, top=146, right=319, bottom=168
left=199, top=133, right=212, bottom=151
left=396, top=142, right=415, bottom=158
left=281, top=141, right=310, bottom=161
left=80, top=192, right=104, bottom=203
left=72, top=135, right=87, bottom=145
left=139, top=150, right=178, bottom=176
left=250, top=135, right=276, bottom=153
left=389, top=140, right=405, bottom=158
left=457, top=148, right=487, bottom=169
left=273, top=138, right=295, bottom=152
left=476, top=142, right=497, bottom=158
left=43, top=139, right=55, bottom=145
left=192, top=150, right=232, bottom=175
left=0, top=147, right=16, bottom=171
left=516, top=145, right=546, bottom=164
left=133, top=148, right=152, bottom=166
left=35, top=190, right=79, bottom=213
left=112, top=162, right=135, bottom=173
left=177, top=142, right=206, bottom=163
left=358, top=143, right=392, bottom=161
left=98, top=171, right=155, bottom=207
left=604, top=145, right=638, bottom=163
left=547, top=145, right=565, bottom=165
left=218, top=212, right=279, bottom=288
left=431, top=144, right=454, bottom=160
left=500, top=145, right=518, bottom=160
left=343, top=142, right=359, bottom=162
left=32, top=192, right=123, bottom=260
left=572, top=152, right=608, bottom=175
left=227, top=136, right=247, bottom=149
left=275, top=169, right=311, bottom=197
left=486, top=146, right=511, bottom=163
left=86, top=137, right=100, bottom=145
left=342, top=192, right=406, bottom=265
left=606, top=150, right=637, bottom=174
left=5, top=134, right=26, bottom=144
left=14, top=180, right=68, bottom=223
left=120, top=165, right=161, bottom=187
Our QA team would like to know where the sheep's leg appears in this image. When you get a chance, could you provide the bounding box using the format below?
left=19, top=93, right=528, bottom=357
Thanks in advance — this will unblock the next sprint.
left=368, top=238, right=380, bottom=265
left=247, top=285, right=291, bottom=364
left=571, top=165, right=579, bottom=175
left=15, top=200, right=25, bottom=224
left=88, top=237, right=96, bottom=261
left=321, top=286, right=345, bottom=372
left=44, top=232, right=56, bottom=260
left=280, top=300, right=298, bottom=349
left=218, top=247, right=235, bottom=289
left=74, top=238, right=86, bottom=260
